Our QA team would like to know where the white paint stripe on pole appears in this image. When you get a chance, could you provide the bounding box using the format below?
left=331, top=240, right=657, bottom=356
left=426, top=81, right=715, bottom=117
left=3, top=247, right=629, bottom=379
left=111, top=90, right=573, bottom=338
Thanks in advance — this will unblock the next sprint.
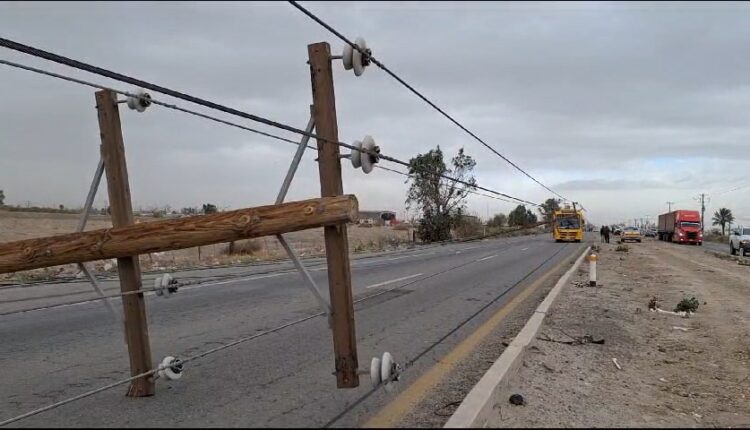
left=365, top=273, right=423, bottom=289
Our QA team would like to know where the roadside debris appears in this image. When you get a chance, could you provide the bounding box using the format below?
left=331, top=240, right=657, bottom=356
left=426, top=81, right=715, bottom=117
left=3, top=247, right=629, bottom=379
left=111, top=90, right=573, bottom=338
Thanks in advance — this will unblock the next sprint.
left=509, top=394, right=525, bottom=406
left=616, top=245, right=629, bottom=252
left=433, top=400, right=462, bottom=417
left=652, top=308, right=690, bottom=318
left=612, top=358, right=622, bottom=370
left=648, top=296, right=693, bottom=317
left=672, top=326, right=690, bottom=332
left=538, top=329, right=605, bottom=345
left=574, top=280, right=598, bottom=288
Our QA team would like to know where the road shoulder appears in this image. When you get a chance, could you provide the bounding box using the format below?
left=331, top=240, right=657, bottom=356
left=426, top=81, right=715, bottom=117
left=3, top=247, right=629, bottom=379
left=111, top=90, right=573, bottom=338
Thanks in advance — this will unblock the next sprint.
left=369, top=243, right=587, bottom=428
left=487, top=240, right=750, bottom=427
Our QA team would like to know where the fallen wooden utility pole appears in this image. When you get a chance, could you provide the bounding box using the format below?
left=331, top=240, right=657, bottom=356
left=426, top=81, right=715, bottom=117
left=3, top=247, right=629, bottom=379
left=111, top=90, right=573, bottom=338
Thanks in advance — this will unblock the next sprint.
left=0, top=195, right=359, bottom=274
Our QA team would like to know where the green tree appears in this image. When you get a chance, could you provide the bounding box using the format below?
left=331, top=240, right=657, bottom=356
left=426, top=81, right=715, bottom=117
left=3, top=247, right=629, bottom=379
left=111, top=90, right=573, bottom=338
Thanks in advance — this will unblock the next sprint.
left=712, top=207, right=734, bottom=236
left=508, top=205, right=527, bottom=227
left=202, top=203, right=218, bottom=214
left=538, top=198, right=561, bottom=224
left=526, top=209, right=538, bottom=225
left=487, top=213, right=507, bottom=228
left=406, top=146, right=477, bottom=242
left=508, top=205, right=539, bottom=227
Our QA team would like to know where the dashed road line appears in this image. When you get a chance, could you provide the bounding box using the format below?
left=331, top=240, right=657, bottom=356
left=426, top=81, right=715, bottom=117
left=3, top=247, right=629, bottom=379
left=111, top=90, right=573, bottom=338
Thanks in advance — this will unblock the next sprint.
left=365, top=273, right=424, bottom=289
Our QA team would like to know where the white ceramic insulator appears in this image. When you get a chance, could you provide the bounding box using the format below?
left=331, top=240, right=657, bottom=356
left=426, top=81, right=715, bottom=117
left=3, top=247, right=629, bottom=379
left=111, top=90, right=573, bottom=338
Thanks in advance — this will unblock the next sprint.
left=370, top=357, right=382, bottom=387
left=158, top=356, right=183, bottom=381
left=342, top=44, right=354, bottom=70
left=350, top=141, right=363, bottom=168
left=360, top=136, right=378, bottom=174
left=154, top=277, right=164, bottom=296
left=352, top=37, right=368, bottom=77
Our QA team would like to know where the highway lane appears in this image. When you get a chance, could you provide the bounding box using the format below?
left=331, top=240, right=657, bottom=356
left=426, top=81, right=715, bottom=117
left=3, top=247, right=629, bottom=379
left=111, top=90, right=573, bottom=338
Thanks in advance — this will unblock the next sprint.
left=0, top=234, right=584, bottom=427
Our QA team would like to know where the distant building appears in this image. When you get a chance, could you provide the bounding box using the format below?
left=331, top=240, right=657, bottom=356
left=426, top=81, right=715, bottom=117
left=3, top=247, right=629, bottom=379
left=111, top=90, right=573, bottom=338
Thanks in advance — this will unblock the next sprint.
left=358, top=210, right=397, bottom=226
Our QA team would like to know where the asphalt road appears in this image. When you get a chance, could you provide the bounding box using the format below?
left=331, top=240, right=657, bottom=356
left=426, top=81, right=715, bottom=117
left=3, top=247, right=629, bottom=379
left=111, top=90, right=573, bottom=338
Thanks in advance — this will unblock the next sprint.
left=0, top=234, right=583, bottom=427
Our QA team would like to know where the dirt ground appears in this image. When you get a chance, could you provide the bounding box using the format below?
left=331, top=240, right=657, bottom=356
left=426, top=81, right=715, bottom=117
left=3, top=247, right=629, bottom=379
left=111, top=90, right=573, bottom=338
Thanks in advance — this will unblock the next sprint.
left=490, top=238, right=750, bottom=427
left=0, top=210, right=413, bottom=281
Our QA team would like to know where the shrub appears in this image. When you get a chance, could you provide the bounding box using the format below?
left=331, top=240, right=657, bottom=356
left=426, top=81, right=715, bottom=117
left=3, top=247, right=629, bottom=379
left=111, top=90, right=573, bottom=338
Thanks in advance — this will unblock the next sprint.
left=674, top=297, right=699, bottom=313
left=222, top=239, right=263, bottom=255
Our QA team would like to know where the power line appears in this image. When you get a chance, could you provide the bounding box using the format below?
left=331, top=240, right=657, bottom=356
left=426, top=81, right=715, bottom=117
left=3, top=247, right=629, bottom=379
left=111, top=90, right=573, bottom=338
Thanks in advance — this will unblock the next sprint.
left=323, top=243, right=575, bottom=427
left=0, top=55, right=538, bottom=208
left=288, top=0, right=570, bottom=203
left=375, top=165, right=525, bottom=206
left=712, top=180, right=750, bottom=197
left=0, top=311, right=322, bottom=427
left=0, top=240, right=530, bottom=426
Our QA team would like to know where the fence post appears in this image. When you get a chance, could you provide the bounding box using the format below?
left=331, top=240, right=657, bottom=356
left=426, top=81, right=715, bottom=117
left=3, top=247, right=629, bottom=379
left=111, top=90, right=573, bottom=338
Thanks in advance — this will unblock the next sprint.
left=96, top=89, right=155, bottom=397
left=308, top=42, right=359, bottom=388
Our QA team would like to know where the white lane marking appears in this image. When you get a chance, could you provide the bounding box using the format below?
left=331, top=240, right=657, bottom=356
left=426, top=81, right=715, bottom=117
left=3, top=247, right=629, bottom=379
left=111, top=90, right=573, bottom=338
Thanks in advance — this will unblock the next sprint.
left=410, top=251, right=436, bottom=258
left=357, top=251, right=436, bottom=266
left=521, top=247, right=529, bottom=251
left=476, top=254, right=498, bottom=262
left=12, top=272, right=292, bottom=315
left=385, top=255, right=411, bottom=261
left=461, top=245, right=481, bottom=251
left=365, top=273, right=423, bottom=289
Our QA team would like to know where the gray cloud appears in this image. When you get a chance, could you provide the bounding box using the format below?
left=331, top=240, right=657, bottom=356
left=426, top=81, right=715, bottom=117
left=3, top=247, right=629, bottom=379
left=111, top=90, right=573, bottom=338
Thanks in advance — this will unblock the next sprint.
left=1, top=1, right=749, bottom=225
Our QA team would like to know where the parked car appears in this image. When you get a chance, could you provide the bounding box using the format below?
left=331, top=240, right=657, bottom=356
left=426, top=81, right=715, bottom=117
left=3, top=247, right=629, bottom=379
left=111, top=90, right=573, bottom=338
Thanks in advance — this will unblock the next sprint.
left=729, top=227, right=750, bottom=256
left=620, top=226, right=642, bottom=243
left=644, top=228, right=657, bottom=238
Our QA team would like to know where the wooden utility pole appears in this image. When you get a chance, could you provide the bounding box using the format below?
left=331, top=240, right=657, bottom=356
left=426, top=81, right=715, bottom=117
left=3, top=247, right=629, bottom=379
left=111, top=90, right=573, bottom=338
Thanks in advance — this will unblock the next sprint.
left=0, top=195, right=358, bottom=274
left=308, top=42, right=359, bottom=388
left=96, top=90, right=154, bottom=397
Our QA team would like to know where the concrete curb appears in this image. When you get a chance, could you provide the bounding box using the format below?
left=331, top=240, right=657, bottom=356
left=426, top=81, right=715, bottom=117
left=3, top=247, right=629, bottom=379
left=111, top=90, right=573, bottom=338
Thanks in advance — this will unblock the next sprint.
left=444, top=246, right=591, bottom=428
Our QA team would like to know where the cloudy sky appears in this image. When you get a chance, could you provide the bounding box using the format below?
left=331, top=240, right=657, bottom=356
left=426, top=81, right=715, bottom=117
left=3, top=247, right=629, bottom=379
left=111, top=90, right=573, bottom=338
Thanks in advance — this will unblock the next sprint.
left=1, top=1, right=749, bottom=226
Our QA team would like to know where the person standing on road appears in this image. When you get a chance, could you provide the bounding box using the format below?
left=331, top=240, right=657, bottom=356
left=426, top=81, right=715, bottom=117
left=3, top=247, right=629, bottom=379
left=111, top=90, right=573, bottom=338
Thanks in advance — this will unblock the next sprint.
left=600, top=225, right=606, bottom=243
left=602, top=225, right=611, bottom=244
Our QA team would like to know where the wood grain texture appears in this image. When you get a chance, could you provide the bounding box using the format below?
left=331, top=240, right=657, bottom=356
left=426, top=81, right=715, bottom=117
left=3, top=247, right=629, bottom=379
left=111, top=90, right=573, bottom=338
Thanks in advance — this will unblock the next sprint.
left=0, top=195, right=358, bottom=274
left=96, top=89, right=154, bottom=397
left=309, top=41, right=359, bottom=388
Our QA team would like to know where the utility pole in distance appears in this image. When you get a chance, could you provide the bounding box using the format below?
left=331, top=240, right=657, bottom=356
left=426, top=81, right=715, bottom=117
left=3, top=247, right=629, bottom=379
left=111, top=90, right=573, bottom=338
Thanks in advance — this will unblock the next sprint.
left=699, top=193, right=706, bottom=232
left=308, top=41, right=359, bottom=388
left=666, top=201, right=675, bottom=212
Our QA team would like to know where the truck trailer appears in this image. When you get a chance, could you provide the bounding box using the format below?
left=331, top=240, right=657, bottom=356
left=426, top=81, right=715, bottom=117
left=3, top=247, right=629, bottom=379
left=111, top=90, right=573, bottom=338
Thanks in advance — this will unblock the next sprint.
left=657, top=210, right=703, bottom=245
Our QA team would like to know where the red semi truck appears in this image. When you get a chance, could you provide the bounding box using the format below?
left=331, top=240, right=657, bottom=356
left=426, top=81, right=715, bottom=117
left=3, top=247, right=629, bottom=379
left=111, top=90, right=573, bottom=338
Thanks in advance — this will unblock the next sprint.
left=657, top=210, right=703, bottom=245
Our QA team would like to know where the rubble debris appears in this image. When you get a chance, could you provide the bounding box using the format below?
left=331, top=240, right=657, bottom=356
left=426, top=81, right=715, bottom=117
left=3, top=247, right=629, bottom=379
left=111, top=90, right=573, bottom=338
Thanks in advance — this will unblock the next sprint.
left=648, top=296, right=659, bottom=311
left=652, top=308, right=690, bottom=318
left=612, top=358, right=622, bottom=370
left=434, top=400, right=462, bottom=417
left=509, top=394, right=525, bottom=406
left=538, top=332, right=604, bottom=346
